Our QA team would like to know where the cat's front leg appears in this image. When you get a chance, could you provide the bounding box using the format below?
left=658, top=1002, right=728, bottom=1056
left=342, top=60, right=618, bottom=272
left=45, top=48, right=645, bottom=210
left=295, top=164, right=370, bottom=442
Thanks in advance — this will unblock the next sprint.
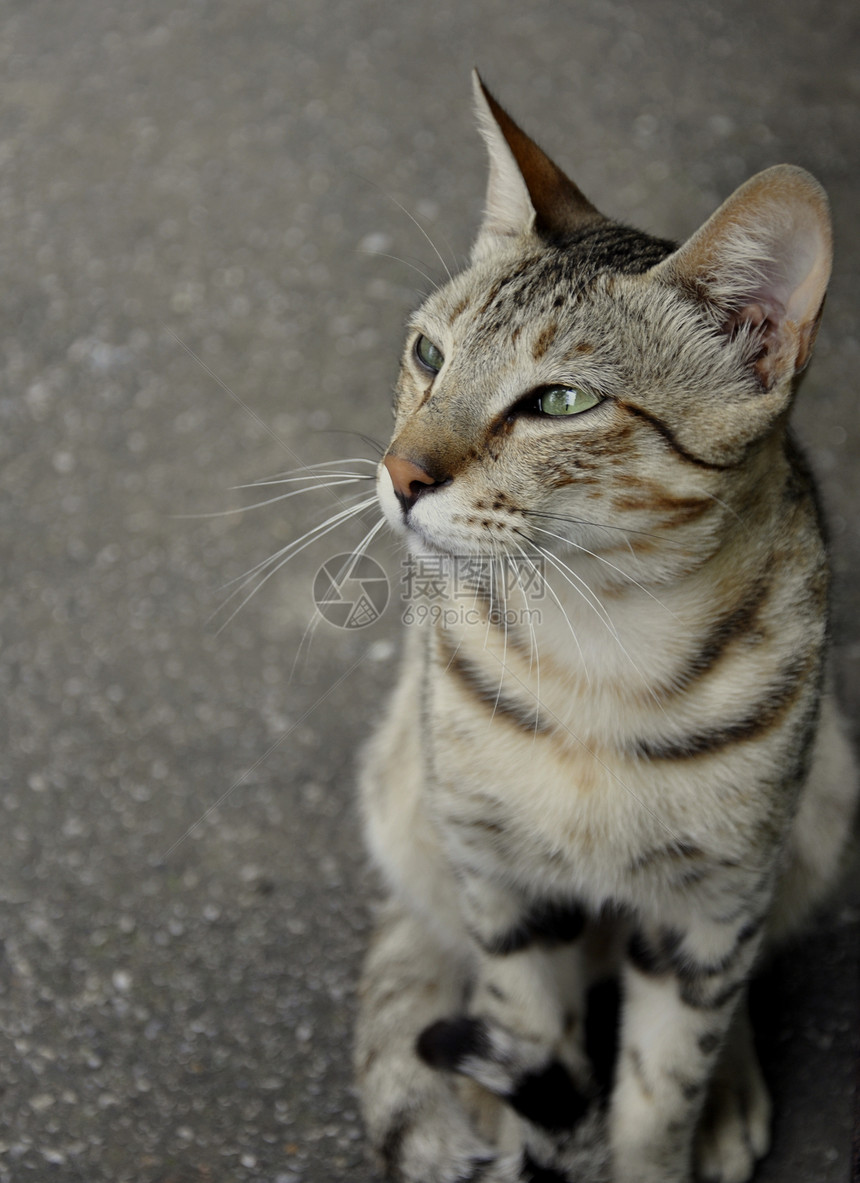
left=610, top=911, right=765, bottom=1183
left=355, top=899, right=504, bottom=1183
left=695, top=1000, right=771, bottom=1183
left=417, top=874, right=594, bottom=1132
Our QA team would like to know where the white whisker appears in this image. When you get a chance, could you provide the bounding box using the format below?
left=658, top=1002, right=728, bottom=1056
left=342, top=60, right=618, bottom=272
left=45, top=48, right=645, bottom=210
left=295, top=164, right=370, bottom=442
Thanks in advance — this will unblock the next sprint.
left=316, top=429, right=386, bottom=458
left=520, top=532, right=618, bottom=637
left=291, top=515, right=387, bottom=678
left=529, top=508, right=680, bottom=549
left=528, top=523, right=680, bottom=621
left=688, top=487, right=747, bottom=529
left=222, top=495, right=379, bottom=589
left=211, top=496, right=378, bottom=630
left=483, top=550, right=497, bottom=653
left=382, top=196, right=454, bottom=283
left=246, top=456, right=379, bottom=485
left=233, top=471, right=375, bottom=490
left=507, top=545, right=547, bottom=732
left=177, top=478, right=370, bottom=519
left=509, top=553, right=538, bottom=679
left=508, top=547, right=537, bottom=678
left=489, top=556, right=510, bottom=726
left=512, top=540, right=590, bottom=687
left=527, top=539, right=675, bottom=724
left=356, top=248, right=438, bottom=289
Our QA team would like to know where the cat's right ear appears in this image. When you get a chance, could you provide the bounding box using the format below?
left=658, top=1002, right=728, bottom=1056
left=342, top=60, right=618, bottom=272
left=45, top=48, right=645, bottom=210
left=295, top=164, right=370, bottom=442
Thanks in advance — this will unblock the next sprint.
left=471, top=71, right=603, bottom=259
left=652, top=165, right=832, bottom=390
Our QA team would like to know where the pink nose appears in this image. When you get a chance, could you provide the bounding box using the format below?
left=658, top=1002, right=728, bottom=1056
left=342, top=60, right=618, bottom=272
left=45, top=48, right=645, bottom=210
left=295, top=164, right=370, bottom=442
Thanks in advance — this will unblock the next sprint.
left=383, top=455, right=449, bottom=512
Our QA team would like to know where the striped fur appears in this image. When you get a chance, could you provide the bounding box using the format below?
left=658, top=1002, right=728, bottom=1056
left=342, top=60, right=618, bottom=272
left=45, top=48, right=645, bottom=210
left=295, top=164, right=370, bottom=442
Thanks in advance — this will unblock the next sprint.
left=354, top=74, right=857, bottom=1183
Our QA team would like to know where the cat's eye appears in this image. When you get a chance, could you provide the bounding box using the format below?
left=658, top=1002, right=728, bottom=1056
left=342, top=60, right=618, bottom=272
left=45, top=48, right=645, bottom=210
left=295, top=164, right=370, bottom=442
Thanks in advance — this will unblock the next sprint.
left=535, top=385, right=600, bottom=416
left=414, top=334, right=444, bottom=374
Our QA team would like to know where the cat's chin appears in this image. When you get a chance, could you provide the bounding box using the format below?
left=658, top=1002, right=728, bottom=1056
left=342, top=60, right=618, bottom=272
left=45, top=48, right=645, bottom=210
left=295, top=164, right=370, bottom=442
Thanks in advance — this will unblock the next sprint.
left=403, top=526, right=494, bottom=565
left=399, top=519, right=506, bottom=563
left=410, top=531, right=447, bottom=554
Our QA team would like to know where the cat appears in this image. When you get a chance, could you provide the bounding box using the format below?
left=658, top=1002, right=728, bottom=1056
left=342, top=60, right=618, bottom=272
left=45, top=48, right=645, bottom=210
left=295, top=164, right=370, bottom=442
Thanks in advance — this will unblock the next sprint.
left=351, top=71, right=857, bottom=1183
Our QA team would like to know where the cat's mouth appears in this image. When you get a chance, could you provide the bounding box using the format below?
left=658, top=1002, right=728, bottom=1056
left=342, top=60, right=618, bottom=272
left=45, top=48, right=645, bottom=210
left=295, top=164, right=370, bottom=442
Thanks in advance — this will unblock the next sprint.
left=377, top=460, right=495, bottom=559
left=377, top=462, right=448, bottom=549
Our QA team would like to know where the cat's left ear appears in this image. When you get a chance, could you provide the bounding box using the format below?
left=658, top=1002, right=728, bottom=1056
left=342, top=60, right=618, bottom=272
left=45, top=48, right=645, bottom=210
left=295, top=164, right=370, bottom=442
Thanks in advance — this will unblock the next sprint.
left=652, top=165, right=832, bottom=389
left=471, top=70, right=604, bottom=259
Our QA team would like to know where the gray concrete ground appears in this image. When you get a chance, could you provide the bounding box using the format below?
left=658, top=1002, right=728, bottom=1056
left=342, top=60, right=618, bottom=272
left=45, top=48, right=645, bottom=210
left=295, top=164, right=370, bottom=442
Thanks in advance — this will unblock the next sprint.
left=0, top=2, right=858, bottom=1181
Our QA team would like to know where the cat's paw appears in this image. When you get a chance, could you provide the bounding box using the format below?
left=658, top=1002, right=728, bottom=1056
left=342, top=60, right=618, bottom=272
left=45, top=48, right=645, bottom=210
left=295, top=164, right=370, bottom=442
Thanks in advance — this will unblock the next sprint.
left=694, top=1064, right=771, bottom=1183
left=417, top=1015, right=590, bottom=1133
left=376, top=1093, right=499, bottom=1183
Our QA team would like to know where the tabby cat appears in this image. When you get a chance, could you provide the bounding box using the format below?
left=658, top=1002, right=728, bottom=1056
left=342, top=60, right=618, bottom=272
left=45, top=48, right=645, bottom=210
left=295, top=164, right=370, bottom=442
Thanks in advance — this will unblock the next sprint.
left=352, top=73, right=857, bottom=1183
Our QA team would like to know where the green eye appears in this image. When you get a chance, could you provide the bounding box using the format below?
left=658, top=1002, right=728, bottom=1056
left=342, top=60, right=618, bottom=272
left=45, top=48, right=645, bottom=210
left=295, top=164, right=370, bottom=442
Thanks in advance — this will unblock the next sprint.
left=536, top=385, right=600, bottom=416
left=415, top=334, right=444, bottom=374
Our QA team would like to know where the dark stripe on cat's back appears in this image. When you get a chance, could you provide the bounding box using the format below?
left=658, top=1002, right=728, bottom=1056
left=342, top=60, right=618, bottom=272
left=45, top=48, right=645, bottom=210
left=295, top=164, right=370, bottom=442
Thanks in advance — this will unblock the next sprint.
left=617, top=400, right=740, bottom=471
left=436, top=629, right=548, bottom=735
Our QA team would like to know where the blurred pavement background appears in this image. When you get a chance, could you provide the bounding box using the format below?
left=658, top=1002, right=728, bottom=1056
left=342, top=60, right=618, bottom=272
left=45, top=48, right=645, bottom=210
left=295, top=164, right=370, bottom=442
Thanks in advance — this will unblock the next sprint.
left=0, top=2, right=857, bottom=1181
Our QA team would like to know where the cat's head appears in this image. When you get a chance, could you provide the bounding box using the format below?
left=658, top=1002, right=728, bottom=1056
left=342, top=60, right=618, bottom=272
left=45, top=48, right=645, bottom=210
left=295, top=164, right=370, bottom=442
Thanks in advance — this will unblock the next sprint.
left=377, top=73, right=831, bottom=583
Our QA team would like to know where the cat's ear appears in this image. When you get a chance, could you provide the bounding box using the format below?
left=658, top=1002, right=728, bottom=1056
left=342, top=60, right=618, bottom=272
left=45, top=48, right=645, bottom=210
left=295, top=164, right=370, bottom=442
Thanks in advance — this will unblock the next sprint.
left=653, top=166, right=832, bottom=389
left=471, top=70, right=603, bottom=257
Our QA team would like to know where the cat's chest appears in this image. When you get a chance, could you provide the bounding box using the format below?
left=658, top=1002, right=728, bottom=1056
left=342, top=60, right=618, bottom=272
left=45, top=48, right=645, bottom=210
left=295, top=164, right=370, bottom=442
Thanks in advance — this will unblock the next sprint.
left=420, top=614, right=785, bottom=911
left=422, top=627, right=671, bottom=904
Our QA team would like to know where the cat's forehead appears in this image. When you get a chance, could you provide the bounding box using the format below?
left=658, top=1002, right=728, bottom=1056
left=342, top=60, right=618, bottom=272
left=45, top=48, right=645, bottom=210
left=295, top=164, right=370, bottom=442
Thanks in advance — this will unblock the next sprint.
left=420, top=224, right=677, bottom=341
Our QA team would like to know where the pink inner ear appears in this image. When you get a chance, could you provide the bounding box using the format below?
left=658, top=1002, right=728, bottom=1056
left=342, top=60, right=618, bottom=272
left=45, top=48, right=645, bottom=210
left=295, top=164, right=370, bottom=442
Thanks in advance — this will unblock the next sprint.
left=738, top=302, right=769, bottom=329
left=655, top=165, right=832, bottom=387
left=723, top=300, right=790, bottom=389
left=725, top=301, right=781, bottom=343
